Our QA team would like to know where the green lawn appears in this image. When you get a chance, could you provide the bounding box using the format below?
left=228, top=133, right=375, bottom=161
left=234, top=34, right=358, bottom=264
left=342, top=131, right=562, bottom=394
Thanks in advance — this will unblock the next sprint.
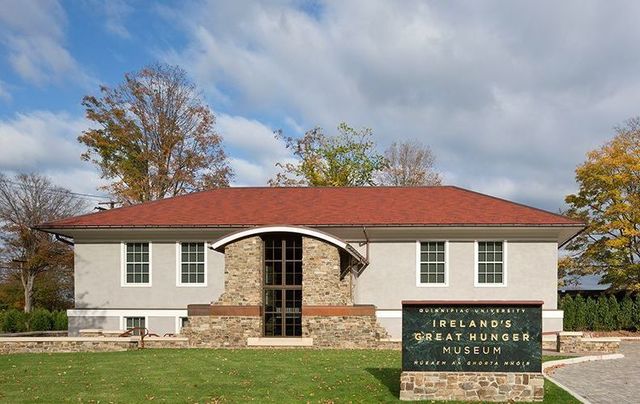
left=0, top=349, right=578, bottom=403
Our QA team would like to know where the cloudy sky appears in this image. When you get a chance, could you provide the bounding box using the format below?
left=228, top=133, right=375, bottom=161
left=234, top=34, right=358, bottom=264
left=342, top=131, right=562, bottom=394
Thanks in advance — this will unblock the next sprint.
left=1, top=0, right=639, bottom=211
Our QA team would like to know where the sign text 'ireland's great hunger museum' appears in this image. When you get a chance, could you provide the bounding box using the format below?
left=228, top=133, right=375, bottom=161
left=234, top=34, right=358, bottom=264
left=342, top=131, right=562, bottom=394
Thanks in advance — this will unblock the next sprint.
left=400, top=301, right=545, bottom=401
left=402, top=301, right=542, bottom=373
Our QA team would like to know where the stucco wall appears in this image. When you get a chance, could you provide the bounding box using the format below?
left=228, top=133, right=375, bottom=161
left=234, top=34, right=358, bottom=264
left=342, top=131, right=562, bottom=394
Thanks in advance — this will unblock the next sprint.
left=354, top=241, right=558, bottom=309
left=74, top=241, right=224, bottom=309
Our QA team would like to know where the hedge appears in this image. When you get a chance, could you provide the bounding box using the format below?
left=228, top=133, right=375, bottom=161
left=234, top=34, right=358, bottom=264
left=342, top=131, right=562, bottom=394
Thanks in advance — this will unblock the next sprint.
left=561, top=294, right=640, bottom=331
left=0, top=309, right=68, bottom=333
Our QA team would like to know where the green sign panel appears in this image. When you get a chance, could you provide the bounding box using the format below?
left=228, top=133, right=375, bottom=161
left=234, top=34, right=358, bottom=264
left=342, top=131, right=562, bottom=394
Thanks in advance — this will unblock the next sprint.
left=402, top=302, right=542, bottom=373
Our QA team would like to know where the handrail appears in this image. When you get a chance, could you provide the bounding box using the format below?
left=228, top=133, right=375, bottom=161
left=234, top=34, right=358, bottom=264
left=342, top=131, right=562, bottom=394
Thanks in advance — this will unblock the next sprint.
left=118, top=327, right=150, bottom=348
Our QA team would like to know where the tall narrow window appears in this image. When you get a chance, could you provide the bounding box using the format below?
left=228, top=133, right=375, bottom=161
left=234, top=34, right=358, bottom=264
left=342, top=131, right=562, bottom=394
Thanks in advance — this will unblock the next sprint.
left=125, top=317, right=145, bottom=336
left=178, top=242, right=206, bottom=285
left=418, top=241, right=447, bottom=285
left=124, top=243, right=150, bottom=285
left=263, top=235, right=302, bottom=337
left=477, top=241, right=505, bottom=285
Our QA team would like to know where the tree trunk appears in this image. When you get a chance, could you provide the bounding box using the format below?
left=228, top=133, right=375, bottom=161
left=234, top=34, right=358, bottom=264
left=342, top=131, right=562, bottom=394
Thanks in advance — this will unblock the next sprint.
left=20, top=270, right=34, bottom=313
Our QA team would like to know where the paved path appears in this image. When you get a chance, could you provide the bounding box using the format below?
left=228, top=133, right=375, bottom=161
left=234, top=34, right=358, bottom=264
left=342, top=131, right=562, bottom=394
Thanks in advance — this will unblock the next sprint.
left=551, top=342, right=640, bottom=403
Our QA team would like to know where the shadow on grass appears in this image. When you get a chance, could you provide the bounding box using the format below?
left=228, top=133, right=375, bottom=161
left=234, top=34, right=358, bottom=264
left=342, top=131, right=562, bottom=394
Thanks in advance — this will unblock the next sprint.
left=366, top=367, right=402, bottom=397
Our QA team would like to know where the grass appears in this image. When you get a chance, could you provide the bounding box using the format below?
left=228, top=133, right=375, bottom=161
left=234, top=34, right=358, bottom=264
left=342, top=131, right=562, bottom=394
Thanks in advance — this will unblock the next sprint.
left=0, top=349, right=579, bottom=403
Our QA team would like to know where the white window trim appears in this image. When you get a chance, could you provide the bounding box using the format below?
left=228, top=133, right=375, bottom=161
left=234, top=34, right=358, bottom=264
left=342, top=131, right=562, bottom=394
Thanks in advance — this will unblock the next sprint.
left=175, top=242, right=208, bottom=287
left=121, top=315, right=149, bottom=332
left=175, top=316, right=189, bottom=334
left=120, top=242, right=153, bottom=287
left=474, top=240, right=508, bottom=288
left=415, top=240, right=449, bottom=287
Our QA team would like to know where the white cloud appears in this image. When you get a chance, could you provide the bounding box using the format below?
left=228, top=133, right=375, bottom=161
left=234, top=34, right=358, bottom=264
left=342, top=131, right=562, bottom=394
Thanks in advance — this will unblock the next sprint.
left=0, top=81, right=10, bottom=102
left=163, top=0, right=640, bottom=210
left=0, top=0, right=89, bottom=85
left=0, top=111, right=106, bottom=196
left=97, top=0, right=133, bottom=39
left=216, top=113, right=292, bottom=185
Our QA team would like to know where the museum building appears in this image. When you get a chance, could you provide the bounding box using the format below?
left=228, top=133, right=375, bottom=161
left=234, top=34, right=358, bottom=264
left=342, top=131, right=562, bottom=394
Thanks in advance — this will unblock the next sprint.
left=37, top=186, right=584, bottom=347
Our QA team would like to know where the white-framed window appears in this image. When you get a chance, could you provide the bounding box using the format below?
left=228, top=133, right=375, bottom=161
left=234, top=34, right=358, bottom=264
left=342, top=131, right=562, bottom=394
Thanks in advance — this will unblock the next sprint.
left=123, top=316, right=146, bottom=336
left=416, top=241, right=449, bottom=287
left=121, top=242, right=152, bottom=287
left=474, top=241, right=507, bottom=287
left=176, top=316, right=190, bottom=334
left=176, top=242, right=207, bottom=287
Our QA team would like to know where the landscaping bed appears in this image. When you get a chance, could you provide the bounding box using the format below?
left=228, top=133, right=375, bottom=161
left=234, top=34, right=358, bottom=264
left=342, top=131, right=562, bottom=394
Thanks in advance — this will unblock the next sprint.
left=0, top=349, right=578, bottom=403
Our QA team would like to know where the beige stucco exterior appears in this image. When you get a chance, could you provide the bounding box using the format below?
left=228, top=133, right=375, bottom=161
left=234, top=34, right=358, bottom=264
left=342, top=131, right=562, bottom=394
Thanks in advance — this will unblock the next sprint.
left=68, top=228, right=565, bottom=337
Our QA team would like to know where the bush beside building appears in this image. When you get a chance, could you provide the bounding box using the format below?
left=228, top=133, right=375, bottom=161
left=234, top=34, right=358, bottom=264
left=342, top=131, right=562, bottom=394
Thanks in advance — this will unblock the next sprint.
left=0, top=309, right=68, bottom=333
left=561, top=294, right=640, bottom=331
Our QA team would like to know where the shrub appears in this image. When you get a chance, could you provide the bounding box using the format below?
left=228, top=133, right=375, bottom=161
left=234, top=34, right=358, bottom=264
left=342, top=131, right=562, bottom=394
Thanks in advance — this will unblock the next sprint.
left=618, top=295, right=635, bottom=330
left=584, top=296, right=598, bottom=330
left=634, top=295, right=640, bottom=331
left=560, top=295, right=575, bottom=330
left=29, top=308, right=54, bottom=331
left=53, top=311, right=68, bottom=331
left=572, top=295, right=587, bottom=330
left=2, top=309, right=27, bottom=333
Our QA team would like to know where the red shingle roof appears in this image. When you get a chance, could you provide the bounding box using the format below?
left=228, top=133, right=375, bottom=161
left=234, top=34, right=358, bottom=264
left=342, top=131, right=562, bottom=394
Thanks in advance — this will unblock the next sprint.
left=37, top=186, right=583, bottom=229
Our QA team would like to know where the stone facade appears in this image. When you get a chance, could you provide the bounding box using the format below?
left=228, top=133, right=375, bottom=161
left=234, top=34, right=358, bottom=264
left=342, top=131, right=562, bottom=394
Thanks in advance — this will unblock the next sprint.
left=216, top=236, right=262, bottom=305
left=399, top=371, right=544, bottom=402
left=183, top=315, right=261, bottom=348
left=303, top=315, right=389, bottom=348
left=557, top=331, right=620, bottom=353
left=302, top=237, right=352, bottom=306
left=183, top=234, right=391, bottom=348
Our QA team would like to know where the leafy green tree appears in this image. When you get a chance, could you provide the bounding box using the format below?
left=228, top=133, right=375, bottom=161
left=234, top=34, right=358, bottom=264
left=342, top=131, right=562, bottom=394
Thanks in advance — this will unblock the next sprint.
left=564, top=117, right=640, bottom=292
left=269, top=123, right=387, bottom=186
left=79, top=63, right=233, bottom=204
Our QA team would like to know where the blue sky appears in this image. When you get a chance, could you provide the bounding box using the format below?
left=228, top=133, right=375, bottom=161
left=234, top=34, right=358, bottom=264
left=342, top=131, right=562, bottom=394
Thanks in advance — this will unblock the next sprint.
left=2, top=1, right=640, bottom=211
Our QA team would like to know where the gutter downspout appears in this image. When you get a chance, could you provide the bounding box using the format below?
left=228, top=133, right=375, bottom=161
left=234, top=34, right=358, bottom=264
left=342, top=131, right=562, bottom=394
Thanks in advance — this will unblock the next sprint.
left=55, top=234, right=74, bottom=246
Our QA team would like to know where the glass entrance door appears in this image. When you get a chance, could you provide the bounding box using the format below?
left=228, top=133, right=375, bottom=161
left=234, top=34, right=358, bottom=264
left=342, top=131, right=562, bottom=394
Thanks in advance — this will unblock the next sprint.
left=263, top=235, right=302, bottom=336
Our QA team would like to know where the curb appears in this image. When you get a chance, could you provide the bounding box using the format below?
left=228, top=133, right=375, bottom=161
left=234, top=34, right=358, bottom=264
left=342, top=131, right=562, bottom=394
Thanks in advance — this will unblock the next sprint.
left=542, top=353, right=624, bottom=404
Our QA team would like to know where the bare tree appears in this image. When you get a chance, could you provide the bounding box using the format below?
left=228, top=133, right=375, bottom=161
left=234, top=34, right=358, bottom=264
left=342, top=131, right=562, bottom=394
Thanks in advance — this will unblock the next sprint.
left=79, top=63, right=233, bottom=204
left=0, top=173, right=86, bottom=312
left=378, top=140, right=442, bottom=186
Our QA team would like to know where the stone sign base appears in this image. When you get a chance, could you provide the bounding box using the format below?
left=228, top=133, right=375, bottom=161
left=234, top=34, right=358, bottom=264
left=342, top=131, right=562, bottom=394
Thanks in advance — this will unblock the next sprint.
left=399, top=371, right=544, bottom=402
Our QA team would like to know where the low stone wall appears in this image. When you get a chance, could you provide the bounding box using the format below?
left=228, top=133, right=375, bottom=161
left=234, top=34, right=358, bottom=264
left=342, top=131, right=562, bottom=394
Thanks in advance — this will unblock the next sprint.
left=557, top=331, right=620, bottom=354
left=182, top=315, right=262, bottom=348
left=399, top=371, right=544, bottom=402
left=0, top=337, right=138, bottom=354
left=0, top=336, right=190, bottom=354
left=303, top=315, right=390, bottom=348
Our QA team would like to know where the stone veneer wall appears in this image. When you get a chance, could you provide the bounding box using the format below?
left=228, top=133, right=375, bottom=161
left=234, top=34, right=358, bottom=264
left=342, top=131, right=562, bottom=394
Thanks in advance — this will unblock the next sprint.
left=557, top=331, right=620, bottom=353
left=216, top=236, right=262, bottom=305
left=0, top=337, right=189, bottom=354
left=183, top=234, right=391, bottom=348
left=183, top=316, right=261, bottom=348
left=303, top=315, right=389, bottom=348
left=302, top=237, right=351, bottom=306
left=400, top=372, right=544, bottom=402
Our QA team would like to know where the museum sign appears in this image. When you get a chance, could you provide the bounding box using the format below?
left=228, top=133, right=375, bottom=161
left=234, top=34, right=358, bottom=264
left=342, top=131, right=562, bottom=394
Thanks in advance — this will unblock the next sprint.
left=402, top=301, right=542, bottom=373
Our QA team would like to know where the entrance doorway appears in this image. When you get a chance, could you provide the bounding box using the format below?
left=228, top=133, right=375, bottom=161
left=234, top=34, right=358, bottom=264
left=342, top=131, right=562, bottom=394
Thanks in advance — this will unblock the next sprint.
left=263, top=234, right=302, bottom=336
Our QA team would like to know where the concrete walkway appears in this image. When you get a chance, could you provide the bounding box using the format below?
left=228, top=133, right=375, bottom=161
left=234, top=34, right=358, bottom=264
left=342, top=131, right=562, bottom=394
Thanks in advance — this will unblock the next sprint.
left=551, top=342, right=639, bottom=404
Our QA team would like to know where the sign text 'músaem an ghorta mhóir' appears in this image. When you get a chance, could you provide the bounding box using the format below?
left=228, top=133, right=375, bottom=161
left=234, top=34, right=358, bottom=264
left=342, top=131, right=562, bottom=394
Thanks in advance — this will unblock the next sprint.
left=402, top=302, right=542, bottom=373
